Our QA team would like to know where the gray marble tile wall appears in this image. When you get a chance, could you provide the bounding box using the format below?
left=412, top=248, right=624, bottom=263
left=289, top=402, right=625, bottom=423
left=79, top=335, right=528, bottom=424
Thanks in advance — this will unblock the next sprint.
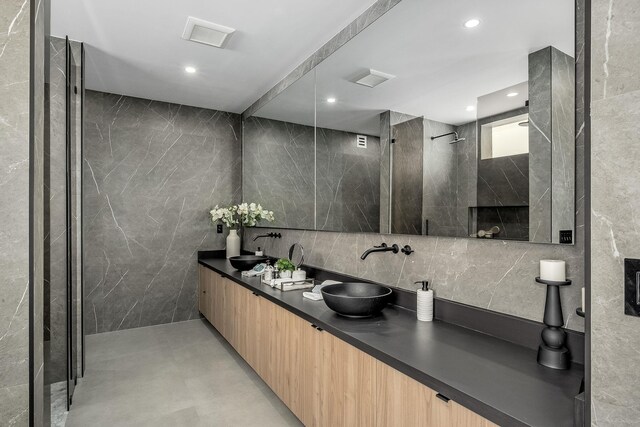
left=243, top=116, right=315, bottom=230
left=422, top=118, right=457, bottom=237
left=244, top=115, right=382, bottom=233
left=455, top=121, right=478, bottom=236
left=590, top=0, right=640, bottom=424
left=551, top=48, right=577, bottom=243
left=391, top=116, right=424, bottom=235
left=0, top=0, right=44, bottom=424
left=477, top=154, right=529, bottom=207
left=243, top=226, right=584, bottom=332
left=32, top=0, right=46, bottom=423
left=83, top=90, right=241, bottom=333
left=528, top=47, right=554, bottom=243
left=475, top=207, right=529, bottom=241
left=529, top=47, right=575, bottom=244
left=379, top=111, right=391, bottom=233
left=316, top=127, right=380, bottom=233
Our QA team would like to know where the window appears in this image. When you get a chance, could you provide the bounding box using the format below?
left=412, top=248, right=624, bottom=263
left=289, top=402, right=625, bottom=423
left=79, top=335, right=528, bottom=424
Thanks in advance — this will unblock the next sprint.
left=480, top=113, right=529, bottom=159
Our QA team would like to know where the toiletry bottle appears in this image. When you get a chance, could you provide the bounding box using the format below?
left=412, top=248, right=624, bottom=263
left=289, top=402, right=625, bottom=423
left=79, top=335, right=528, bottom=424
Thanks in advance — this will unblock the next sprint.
left=263, top=260, right=273, bottom=282
left=271, top=266, right=279, bottom=287
left=255, top=247, right=264, bottom=256
left=415, top=281, right=433, bottom=322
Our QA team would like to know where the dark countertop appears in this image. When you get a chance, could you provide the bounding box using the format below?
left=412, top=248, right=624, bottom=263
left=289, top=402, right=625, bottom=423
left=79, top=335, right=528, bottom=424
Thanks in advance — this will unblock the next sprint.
left=199, top=257, right=583, bottom=427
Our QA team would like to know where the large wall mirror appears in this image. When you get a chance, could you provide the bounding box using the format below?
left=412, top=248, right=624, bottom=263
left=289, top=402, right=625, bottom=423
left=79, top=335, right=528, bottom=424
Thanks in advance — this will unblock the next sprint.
left=243, top=0, right=578, bottom=244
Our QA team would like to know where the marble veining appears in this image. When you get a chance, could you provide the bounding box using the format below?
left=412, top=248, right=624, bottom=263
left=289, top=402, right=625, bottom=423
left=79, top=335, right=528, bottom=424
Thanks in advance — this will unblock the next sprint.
left=528, top=47, right=576, bottom=244
left=83, top=90, right=241, bottom=334
left=243, top=116, right=381, bottom=233
left=590, top=0, right=640, bottom=423
left=244, top=226, right=584, bottom=332
left=242, top=116, right=315, bottom=230
left=32, top=0, right=46, bottom=423
left=316, top=127, right=380, bottom=233
left=391, top=115, right=423, bottom=235
left=0, top=0, right=43, bottom=424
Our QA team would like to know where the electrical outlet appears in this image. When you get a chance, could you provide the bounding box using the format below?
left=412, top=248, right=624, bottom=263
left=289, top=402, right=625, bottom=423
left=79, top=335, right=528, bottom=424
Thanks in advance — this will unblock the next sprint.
left=624, top=258, right=640, bottom=317
left=216, top=224, right=223, bottom=234
left=559, top=230, right=573, bottom=244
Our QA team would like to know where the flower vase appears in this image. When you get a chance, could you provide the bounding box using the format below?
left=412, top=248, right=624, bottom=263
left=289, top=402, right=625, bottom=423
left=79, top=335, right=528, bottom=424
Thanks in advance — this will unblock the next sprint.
left=226, top=229, right=240, bottom=258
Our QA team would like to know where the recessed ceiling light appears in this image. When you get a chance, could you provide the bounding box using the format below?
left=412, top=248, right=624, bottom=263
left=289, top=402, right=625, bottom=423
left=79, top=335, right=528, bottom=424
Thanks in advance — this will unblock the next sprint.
left=466, top=105, right=475, bottom=111
left=507, top=92, right=519, bottom=97
left=185, top=66, right=197, bottom=74
left=327, top=98, right=336, bottom=103
left=464, top=18, right=480, bottom=28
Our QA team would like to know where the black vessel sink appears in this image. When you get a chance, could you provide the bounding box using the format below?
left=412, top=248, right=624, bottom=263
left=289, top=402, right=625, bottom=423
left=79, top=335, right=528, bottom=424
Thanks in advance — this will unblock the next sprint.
left=321, top=282, right=392, bottom=318
left=228, top=255, right=268, bottom=271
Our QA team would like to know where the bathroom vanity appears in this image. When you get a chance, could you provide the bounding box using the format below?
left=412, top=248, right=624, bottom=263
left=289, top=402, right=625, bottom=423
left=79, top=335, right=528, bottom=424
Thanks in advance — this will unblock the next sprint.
left=198, top=255, right=583, bottom=427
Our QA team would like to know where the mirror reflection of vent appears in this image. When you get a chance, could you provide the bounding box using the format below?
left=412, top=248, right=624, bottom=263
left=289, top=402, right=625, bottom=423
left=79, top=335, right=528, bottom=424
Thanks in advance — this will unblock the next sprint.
left=355, top=69, right=396, bottom=88
left=182, top=17, right=235, bottom=48
left=357, top=135, right=367, bottom=148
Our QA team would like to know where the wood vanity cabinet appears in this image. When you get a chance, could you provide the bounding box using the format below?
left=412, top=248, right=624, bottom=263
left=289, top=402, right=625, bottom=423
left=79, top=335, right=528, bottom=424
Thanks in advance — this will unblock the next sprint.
left=198, top=266, right=213, bottom=321
left=198, top=266, right=495, bottom=427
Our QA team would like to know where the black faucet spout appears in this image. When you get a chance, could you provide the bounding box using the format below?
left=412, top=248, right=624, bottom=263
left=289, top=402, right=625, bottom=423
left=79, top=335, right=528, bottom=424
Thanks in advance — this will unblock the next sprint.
left=360, top=243, right=399, bottom=260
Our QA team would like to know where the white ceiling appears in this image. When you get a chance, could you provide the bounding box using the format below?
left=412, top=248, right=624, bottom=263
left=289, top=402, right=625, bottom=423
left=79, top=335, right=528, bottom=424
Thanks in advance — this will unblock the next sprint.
left=255, top=0, right=574, bottom=135
left=51, top=0, right=378, bottom=113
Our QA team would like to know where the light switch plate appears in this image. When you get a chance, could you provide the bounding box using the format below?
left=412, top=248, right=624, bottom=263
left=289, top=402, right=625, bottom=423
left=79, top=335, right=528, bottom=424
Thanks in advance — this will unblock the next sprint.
left=624, top=258, right=640, bottom=317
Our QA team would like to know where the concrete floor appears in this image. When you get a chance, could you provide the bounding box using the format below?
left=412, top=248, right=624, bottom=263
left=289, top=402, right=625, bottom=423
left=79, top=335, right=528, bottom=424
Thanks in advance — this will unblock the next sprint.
left=65, top=319, right=302, bottom=426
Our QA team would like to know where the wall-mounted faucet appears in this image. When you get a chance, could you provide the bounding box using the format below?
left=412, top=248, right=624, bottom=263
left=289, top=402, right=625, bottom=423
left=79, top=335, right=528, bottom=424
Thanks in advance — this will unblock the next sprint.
left=253, top=232, right=282, bottom=241
left=401, top=245, right=414, bottom=255
left=360, top=243, right=399, bottom=260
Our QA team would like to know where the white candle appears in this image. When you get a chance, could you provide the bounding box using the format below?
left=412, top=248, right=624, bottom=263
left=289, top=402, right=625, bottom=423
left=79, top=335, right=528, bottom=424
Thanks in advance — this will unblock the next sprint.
left=581, top=287, right=585, bottom=312
left=540, top=260, right=566, bottom=282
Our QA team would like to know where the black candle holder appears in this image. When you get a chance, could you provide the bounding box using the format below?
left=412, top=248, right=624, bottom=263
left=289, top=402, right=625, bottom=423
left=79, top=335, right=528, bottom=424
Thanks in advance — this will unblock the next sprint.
left=535, top=277, right=572, bottom=370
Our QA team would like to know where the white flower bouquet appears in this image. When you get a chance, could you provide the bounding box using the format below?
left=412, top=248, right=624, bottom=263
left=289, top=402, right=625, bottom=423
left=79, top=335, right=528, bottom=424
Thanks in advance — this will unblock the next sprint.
left=210, top=203, right=275, bottom=229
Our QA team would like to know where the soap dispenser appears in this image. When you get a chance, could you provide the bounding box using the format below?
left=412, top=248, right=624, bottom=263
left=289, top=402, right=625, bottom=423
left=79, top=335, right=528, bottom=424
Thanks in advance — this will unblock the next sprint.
left=415, top=281, right=433, bottom=322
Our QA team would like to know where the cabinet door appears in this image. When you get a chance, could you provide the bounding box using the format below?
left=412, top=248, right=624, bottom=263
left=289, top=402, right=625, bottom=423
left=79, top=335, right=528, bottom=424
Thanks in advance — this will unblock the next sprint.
left=212, top=274, right=224, bottom=332
left=302, top=327, right=376, bottom=427
left=276, top=307, right=306, bottom=420
left=244, top=291, right=261, bottom=371
left=255, top=295, right=275, bottom=385
left=232, top=284, right=251, bottom=357
left=376, top=361, right=496, bottom=427
left=221, top=277, right=236, bottom=346
left=198, top=266, right=209, bottom=319
left=301, top=320, right=331, bottom=427
left=375, top=361, right=437, bottom=427
left=327, top=333, right=377, bottom=427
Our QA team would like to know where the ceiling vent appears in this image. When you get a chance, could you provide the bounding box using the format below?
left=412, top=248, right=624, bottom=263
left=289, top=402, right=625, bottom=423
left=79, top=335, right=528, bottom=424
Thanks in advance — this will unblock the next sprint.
left=182, top=17, right=235, bottom=48
left=355, top=69, right=396, bottom=88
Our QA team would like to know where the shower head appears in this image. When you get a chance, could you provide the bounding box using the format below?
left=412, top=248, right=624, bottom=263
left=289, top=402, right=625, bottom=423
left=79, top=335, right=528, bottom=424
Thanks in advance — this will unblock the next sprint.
left=431, top=131, right=465, bottom=144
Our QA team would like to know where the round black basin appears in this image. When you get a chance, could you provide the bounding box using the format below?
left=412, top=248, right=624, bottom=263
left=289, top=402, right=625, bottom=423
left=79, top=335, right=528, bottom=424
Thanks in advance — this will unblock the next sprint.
left=321, top=282, right=392, bottom=318
left=228, top=255, right=268, bottom=271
